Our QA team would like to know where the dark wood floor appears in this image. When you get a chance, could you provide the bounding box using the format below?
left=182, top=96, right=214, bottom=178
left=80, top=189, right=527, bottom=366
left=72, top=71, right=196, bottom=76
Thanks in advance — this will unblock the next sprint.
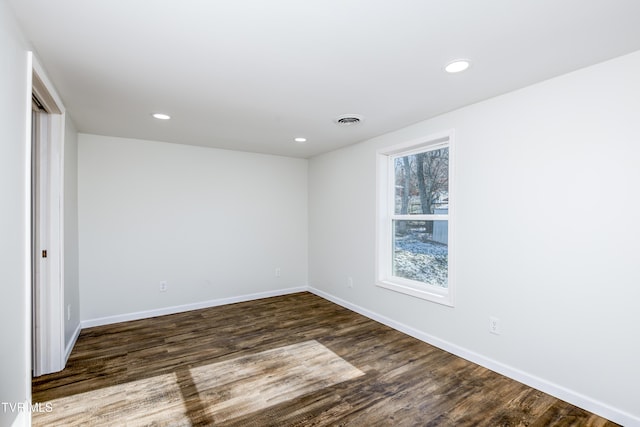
left=33, top=292, right=618, bottom=426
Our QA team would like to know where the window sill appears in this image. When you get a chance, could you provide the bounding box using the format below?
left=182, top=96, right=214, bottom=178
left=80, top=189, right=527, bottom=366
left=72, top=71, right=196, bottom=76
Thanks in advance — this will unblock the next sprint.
left=376, top=279, right=454, bottom=307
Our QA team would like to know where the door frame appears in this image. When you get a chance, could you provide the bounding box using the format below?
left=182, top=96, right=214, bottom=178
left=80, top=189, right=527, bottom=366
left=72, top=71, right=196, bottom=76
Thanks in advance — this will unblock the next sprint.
left=31, top=53, right=66, bottom=376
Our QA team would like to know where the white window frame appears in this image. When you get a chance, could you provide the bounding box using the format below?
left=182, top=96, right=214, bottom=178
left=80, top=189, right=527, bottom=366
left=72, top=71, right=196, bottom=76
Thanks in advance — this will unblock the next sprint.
left=376, top=130, right=455, bottom=307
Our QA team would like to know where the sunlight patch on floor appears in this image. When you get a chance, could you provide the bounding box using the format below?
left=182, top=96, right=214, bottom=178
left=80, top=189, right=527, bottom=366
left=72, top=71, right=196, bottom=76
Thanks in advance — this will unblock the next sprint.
left=189, top=340, right=365, bottom=423
left=33, top=340, right=364, bottom=426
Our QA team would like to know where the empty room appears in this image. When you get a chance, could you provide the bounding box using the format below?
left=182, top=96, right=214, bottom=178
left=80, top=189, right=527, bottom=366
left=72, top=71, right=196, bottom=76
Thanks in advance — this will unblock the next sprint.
left=1, top=0, right=639, bottom=426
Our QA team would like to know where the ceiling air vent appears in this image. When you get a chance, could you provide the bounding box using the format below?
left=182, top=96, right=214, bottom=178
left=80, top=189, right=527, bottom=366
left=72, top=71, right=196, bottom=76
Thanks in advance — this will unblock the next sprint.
left=335, top=114, right=364, bottom=126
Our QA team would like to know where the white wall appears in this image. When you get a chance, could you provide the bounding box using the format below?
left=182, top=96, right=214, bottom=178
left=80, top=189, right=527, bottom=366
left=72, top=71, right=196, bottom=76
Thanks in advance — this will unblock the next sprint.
left=0, top=1, right=31, bottom=426
left=309, top=51, right=640, bottom=424
left=78, top=134, right=308, bottom=322
left=63, top=115, right=80, bottom=349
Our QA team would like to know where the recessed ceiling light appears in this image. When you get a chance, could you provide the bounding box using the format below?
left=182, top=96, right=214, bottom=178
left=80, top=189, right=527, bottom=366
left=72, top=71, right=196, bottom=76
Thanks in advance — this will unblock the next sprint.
left=294, top=137, right=307, bottom=143
left=152, top=113, right=171, bottom=120
left=445, top=59, right=471, bottom=73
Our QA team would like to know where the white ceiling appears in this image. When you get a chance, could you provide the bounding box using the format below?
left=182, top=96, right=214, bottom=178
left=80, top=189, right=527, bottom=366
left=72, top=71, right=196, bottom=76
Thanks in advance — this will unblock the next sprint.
left=9, top=0, right=640, bottom=158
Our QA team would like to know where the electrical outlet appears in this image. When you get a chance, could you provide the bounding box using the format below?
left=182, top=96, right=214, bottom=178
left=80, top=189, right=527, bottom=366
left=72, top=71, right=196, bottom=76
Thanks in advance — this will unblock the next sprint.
left=347, top=277, right=354, bottom=288
left=489, top=316, right=501, bottom=335
left=275, top=268, right=281, bottom=278
left=159, top=281, right=168, bottom=292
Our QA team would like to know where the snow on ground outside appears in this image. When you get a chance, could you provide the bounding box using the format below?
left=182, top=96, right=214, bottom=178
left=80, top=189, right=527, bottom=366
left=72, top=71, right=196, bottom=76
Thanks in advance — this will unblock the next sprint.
left=394, top=234, right=448, bottom=287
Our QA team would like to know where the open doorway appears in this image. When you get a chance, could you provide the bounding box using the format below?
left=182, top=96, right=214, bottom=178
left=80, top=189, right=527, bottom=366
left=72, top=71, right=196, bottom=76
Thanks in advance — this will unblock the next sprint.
left=31, top=64, right=65, bottom=377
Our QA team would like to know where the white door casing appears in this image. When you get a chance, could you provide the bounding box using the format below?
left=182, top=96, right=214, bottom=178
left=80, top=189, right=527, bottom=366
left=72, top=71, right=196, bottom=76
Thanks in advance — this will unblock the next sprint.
left=31, top=53, right=66, bottom=376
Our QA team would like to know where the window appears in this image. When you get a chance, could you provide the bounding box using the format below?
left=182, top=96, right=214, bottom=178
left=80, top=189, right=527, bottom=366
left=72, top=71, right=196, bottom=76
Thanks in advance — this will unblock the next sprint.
left=376, top=131, right=454, bottom=306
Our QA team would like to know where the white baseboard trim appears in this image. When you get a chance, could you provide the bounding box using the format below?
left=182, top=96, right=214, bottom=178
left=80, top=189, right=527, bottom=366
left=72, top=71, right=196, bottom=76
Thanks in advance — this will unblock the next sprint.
left=64, top=323, right=82, bottom=364
left=308, top=287, right=638, bottom=427
left=80, top=286, right=308, bottom=329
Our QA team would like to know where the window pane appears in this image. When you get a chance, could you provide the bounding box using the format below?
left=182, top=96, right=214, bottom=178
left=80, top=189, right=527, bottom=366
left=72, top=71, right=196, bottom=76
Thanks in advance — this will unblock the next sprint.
left=392, top=220, right=448, bottom=287
left=394, top=147, right=449, bottom=215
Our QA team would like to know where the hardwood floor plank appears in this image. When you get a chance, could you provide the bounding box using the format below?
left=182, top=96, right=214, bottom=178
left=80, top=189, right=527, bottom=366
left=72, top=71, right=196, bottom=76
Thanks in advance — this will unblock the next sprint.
left=32, top=292, right=619, bottom=426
